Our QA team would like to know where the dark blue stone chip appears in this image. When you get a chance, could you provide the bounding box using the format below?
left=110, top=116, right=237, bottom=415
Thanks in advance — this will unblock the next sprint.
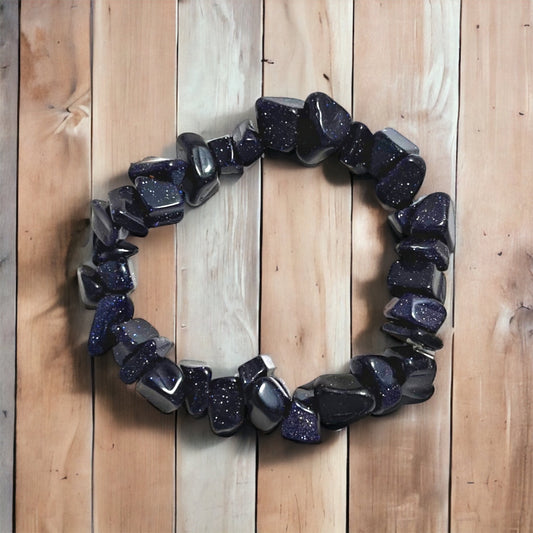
left=338, top=121, right=374, bottom=175
left=296, top=92, right=351, bottom=166
left=255, top=96, right=304, bottom=153
left=207, top=136, right=243, bottom=178
left=91, top=199, right=128, bottom=248
left=369, top=128, right=419, bottom=178
left=281, top=400, right=321, bottom=444
left=384, top=293, right=447, bottom=334
left=135, top=177, right=185, bottom=227
left=77, top=265, right=105, bottom=308
left=110, top=318, right=159, bottom=364
left=179, top=360, right=212, bottom=418
left=237, top=354, right=275, bottom=386
left=387, top=259, right=446, bottom=303
left=108, top=185, right=148, bottom=237
left=119, top=339, right=161, bottom=385
left=388, top=202, right=419, bottom=238
left=97, top=258, right=136, bottom=294
left=381, top=321, right=443, bottom=352
left=232, top=120, right=264, bottom=166
left=92, top=237, right=138, bottom=266
left=88, top=294, right=134, bottom=357
left=114, top=335, right=172, bottom=367
left=128, top=157, right=188, bottom=188
left=208, top=377, right=246, bottom=437
left=396, top=238, right=450, bottom=271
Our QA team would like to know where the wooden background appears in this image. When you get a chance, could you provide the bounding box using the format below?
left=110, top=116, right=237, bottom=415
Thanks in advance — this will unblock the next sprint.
left=1, top=0, right=532, bottom=531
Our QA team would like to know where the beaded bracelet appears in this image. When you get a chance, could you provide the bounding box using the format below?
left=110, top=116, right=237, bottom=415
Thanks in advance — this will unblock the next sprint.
left=77, top=92, right=454, bottom=444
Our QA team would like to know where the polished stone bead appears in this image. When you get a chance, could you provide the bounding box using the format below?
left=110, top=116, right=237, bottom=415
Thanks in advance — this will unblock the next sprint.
left=120, top=339, right=162, bottom=384
left=384, top=345, right=437, bottom=404
left=208, top=377, right=246, bottom=437
left=97, top=258, right=136, bottom=294
left=375, top=155, right=426, bottom=209
left=409, top=192, right=455, bottom=251
left=396, top=238, right=450, bottom=271
left=114, top=334, right=172, bottom=367
left=128, top=157, right=188, bottom=188
left=108, top=186, right=148, bottom=237
left=292, top=386, right=316, bottom=409
left=255, top=96, right=304, bottom=153
left=136, top=357, right=185, bottom=414
left=387, top=202, right=419, bottom=238
left=369, top=128, right=419, bottom=178
left=77, top=265, right=105, bottom=308
left=299, top=373, right=376, bottom=430
left=232, top=120, right=264, bottom=166
left=384, top=293, right=447, bottom=334
left=296, top=92, right=351, bottom=166
left=179, top=360, right=212, bottom=418
left=92, top=237, right=139, bottom=266
left=338, top=121, right=374, bottom=175
left=387, top=260, right=446, bottom=303
left=88, top=294, right=134, bottom=356
left=110, top=318, right=159, bottom=364
left=349, top=355, right=402, bottom=416
left=381, top=321, right=443, bottom=352
left=135, top=177, right=185, bottom=226
left=207, top=136, right=243, bottom=178
left=91, top=199, right=128, bottom=248
left=238, top=354, right=275, bottom=386
left=281, top=400, right=321, bottom=444
left=244, top=376, right=291, bottom=433
left=176, top=132, right=219, bottom=206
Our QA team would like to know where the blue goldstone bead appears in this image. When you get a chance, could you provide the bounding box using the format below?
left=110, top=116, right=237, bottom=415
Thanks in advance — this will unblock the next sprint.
left=387, top=202, right=419, bottom=238
left=338, top=121, right=374, bottom=175
left=238, top=354, right=275, bottom=386
left=97, top=258, right=136, bottom=294
left=108, top=185, right=148, bottom=237
left=387, top=259, right=446, bottom=303
left=244, top=376, right=291, bottom=433
left=281, top=400, right=321, bottom=444
left=119, top=339, right=162, bottom=385
left=92, top=237, right=138, bottom=266
left=179, top=360, right=212, bottom=418
left=135, top=176, right=185, bottom=227
left=232, top=120, right=264, bottom=166
left=349, top=355, right=402, bottom=416
left=208, top=377, right=246, bottom=437
left=369, top=128, right=419, bottom=178
left=207, top=136, right=243, bottom=178
left=375, top=154, right=426, bottom=209
left=77, top=265, right=105, bottom=308
left=91, top=199, right=128, bottom=248
left=88, top=294, right=134, bottom=357
left=114, top=335, right=171, bottom=367
left=396, top=238, right=450, bottom=271
left=110, top=318, right=160, bottom=364
left=255, top=96, right=305, bottom=153
left=136, top=358, right=185, bottom=414
left=296, top=92, right=351, bottom=166
left=384, top=293, right=447, bottom=334
left=128, top=157, right=188, bottom=188
left=381, top=321, right=443, bottom=352
left=176, top=132, right=219, bottom=207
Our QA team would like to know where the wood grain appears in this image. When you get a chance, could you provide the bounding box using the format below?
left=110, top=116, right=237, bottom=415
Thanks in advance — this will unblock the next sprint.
left=258, top=1, right=353, bottom=532
left=0, top=1, right=18, bottom=531
left=91, top=1, right=178, bottom=531
left=175, top=1, right=262, bottom=531
left=17, top=0, right=93, bottom=530
left=451, top=2, right=533, bottom=531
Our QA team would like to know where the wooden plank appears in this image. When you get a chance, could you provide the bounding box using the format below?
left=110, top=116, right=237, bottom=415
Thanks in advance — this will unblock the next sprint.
left=349, top=1, right=459, bottom=531
left=258, top=2, right=353, bottom=532
left=174, top=1, right=262, bottom=531
left=0, top=0, right=18, bottom=530
left=17, top=1, right=93, bottom=531
left=91, top=1, right=178, bottom=532
left=451, top=2, right=533, bottom=531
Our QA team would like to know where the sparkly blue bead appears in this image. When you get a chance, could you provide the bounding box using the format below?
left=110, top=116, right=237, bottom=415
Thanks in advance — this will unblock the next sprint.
left=208, top=377, right=246, bottom=437
left=384, top=293, right=447, bottom=334
left=381, top=322, right=443, bottom=352
left=338, top=121, right=374, bottom=175
left=388, top=202, right=418, bottom=238
left=97, top=258, right=136, bottom=294
left=396, top=238, right=450, bottom=271
left=92, top=237, right=138, bottom=266
left=387, top=259, right=446, bottom=303
left=119, top=339, right=162, bottom=384
left=237, top=354, right=275, bottom=386
left=369, top=128, right=419, bottom=178
left=135, top=176, right=185, bottom=226
left=281, top=400, right=321, bottom=444
left=179, top=360, right=212, bottom=418
left=77, top=265, right=105, bottom=308
left=207, top=136, right=243, bottom=178
left=108, top=186, right=148, bottom=237
left=128, top=157, right=188, bottom=188
left=88, top=294, right=134, bottom=357
left=232, top=120, right=264, bottom=166
left=110, top=318, right=160, bottom=364
left=91, top=199, right=128, bottom=248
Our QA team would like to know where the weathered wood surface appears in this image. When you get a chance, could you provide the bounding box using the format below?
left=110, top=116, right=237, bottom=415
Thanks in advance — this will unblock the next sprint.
left=8, top=0, right=533, bottom=532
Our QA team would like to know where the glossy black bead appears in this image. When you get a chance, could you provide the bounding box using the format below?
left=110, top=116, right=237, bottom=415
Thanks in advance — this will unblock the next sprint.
left=237, top=354, right=275, bottom=386
left=396, top=238, right=450, bottom=271
left=179, top=360, right=212, bottom=418
left=135, top=177, right=185, bottom=226
left=369, top=128, right=419, bottom=178
left=387, top=259, right=446, bottom=303
left=91, top=199, right=128, bottom=248
left=88, top=294, right=134, bottom=357
left=349, top=355, right=402, bottom=416
left=281, top=399, right=321, bottom=444
left=381, top=321, right=443, bottom=352
left=128, top=157, right=188, bottom=188
left=207, top=136, right=243, bottom=178
left=244, top=376, right=291, bottom=433
left=208, top=377, right=246, bottom=437
left=255, top=96, right=304, bottom=153
left=96, top=258, right=136, bottom=294
left=92, top=237, right=138, bottom=266
left=296, top=92, right=351, bottom=166
left=136, top=358, right=185, bottom=414
left=114, top=335, right=172, bottom=367
left=110, top=318, right=159, bottom=364
left=77, top=265, right=105, bottom=308
left=108, top=185, right=148, bottom=237
left=176, top=132, right=219, bottom=206
left=384, top=293, right=447, bottom=334
left=119, top=339, right=161, bottom=385
left=232, top=120, right=264, bottom=166
left=375, top=155, right=426, bottom=209
left=338, top=121, right=374, bottom=175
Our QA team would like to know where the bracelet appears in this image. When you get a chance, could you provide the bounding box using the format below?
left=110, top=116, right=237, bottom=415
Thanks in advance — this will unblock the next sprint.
left=77, top=92, right=454, bottom=444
